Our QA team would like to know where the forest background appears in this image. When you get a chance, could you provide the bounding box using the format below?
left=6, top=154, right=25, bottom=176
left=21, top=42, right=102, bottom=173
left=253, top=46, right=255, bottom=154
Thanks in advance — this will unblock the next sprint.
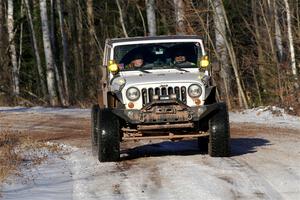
left=0, top=0, right=299, bottom=114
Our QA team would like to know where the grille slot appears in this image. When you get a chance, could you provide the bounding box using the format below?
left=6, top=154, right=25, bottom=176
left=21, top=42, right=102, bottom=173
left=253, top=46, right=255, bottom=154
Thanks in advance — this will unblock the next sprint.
left=141, top=86, right=187, bottom=105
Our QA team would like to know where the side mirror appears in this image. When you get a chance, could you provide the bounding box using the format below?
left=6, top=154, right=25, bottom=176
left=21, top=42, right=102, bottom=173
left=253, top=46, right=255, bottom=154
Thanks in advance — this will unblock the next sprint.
left=199, top=55, right=210, bottom=68
left=108, top=60, right=119, bottom=75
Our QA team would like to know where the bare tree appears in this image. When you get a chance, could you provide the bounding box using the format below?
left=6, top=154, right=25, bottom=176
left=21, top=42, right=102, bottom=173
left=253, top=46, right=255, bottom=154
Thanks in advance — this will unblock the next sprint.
left=210, top=0, right=248, bottom=108
left=24, top=0, right=47, bottom=98
left=49, top=0, right=67, bottom=105
left=283, top=0, right=298, bottom=88
left=273, top=0, right=283, bottom=62
left=136, top=5, right=147, bottom=36
left=174, top=0, right=185, bottom=35
left=252, top=0, right=266, bottom=92
left=39, top=0, right=59, bottom=106
left=18, top=0, right=24, bottom=77
left=7, top=0, right=19, bottom=96
left=0, top=0, right=4, bottom=64
left=68, top=0, right=83, bottom=101
left=146, top=0, right=157, bottom=36
left=57, top=0, right=70, bottom=105
left=115, top=0, right=128, bottom=37
left=87, top=0, right=97, bottom=52
left=210, top=0, right=231, bottom=106
left=50, top=0, right=58, bottom=61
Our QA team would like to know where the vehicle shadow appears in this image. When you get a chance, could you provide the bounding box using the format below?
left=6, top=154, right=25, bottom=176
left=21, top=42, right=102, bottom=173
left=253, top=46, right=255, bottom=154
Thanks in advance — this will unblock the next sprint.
left=120, top=140, right=202, bottom=160
left=120, top=137, right=271, bottom=160
left=230, top=138, right=271, bottom=156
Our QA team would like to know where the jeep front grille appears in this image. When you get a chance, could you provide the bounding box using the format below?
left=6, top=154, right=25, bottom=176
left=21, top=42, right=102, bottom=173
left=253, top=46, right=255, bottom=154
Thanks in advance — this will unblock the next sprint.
left=142, top=86, right=187, bottom=105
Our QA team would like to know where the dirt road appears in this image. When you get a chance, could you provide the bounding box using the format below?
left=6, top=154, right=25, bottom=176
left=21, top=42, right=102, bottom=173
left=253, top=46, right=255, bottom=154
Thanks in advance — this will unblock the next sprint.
left=0, top=108, right=299, bottom=200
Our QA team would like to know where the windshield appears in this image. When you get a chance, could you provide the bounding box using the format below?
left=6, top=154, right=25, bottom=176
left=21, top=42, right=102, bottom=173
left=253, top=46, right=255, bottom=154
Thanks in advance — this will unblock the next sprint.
left=113, top=42, right=202, bottom=71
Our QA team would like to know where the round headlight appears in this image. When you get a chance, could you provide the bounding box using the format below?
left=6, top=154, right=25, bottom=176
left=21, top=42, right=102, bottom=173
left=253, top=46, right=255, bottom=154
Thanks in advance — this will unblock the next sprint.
left=188, top=84, right=202, bottom=98
left=126, top=87, right=140, bottom=101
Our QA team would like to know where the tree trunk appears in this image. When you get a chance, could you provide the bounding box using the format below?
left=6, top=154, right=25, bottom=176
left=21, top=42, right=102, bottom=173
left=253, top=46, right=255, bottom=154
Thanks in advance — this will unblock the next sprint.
left=49, top=0, right=67, bottom=105
left=87, top=0, right=97, bottom=53
left=18, top=1, right=24, bottom=75
left=211, top=0, right=231, bottom=107
left=0, top=0, right=3, bottom=64
left=174, top=0, right=185, bottom=35
left=136, top=5, right=147, bottom=36
left=115, top=0, right=128, bottom=37
left=273, top=0, right=283, bottom=62
left=57, top=0, right=70, bottom=105
left=273, top=0, right=284, bottom=101
left=7, top=0, right=19, bottom=96
left=39, top=0, right=59, bottom=106
left=146, top=0, right=157, bottom=36
left=283, top=0, right=298, bottom=88
left=211, top=0, right=248, bottom=108
left=71, top=0, right=83, bottom=102
left=50, top=0, right=58, bottom=61
left=252, top=0, right=267, bottom=94
left=24, top=0, right=47, bottom=98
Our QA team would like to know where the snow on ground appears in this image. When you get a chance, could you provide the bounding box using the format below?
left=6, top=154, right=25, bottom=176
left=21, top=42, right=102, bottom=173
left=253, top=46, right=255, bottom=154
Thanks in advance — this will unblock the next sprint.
left=230, top=106, right=300, bottom=130
left=0, top=144, right=74, bottom=200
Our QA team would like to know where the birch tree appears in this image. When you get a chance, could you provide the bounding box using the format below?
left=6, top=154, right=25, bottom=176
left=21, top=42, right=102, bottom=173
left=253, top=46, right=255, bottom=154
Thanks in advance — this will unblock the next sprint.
left=146, top=0, right=157, bottom=36
left=39, top=0, right=58, bottom=106
left=283, top=0, right=298, bottom=88
left=273, top=0, right=283, bottom=62
left=7, top=0, right=19, bottom=96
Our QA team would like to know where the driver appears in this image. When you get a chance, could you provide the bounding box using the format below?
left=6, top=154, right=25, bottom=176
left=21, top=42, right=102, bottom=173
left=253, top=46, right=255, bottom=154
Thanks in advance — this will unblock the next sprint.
left=129, top=54, right=144, bottom=68
left=173, top=50, right=195, bottom=66
left=174, top=54, right=187, bottom=64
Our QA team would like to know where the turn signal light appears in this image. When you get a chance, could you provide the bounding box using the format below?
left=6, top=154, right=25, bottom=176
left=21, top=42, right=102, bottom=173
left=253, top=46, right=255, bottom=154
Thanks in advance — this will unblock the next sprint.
left=128, top=102, right=134, bottom=108
left=194, top=99, right=201, bottom=105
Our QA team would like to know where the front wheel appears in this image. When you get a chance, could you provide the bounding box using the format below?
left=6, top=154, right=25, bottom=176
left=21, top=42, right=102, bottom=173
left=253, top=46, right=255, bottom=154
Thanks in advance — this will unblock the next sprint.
left=208, top=103, right=230, bottom=157
left=97, top=108, right=120, bottom=162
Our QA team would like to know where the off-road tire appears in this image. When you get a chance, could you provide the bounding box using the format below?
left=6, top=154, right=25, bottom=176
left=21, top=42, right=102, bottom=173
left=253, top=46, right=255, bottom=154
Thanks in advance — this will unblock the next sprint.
left=208, top=103, right=230, bottom=157
left=91, top=105, right=99, bottom=156
left=97, top=108, right=120, bottom=162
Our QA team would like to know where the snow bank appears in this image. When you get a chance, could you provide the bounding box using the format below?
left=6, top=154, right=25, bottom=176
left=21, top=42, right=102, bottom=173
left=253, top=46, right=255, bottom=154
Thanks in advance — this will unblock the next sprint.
left=0, top=144, right=75, bottom=200
left=230, top=106, right=300, bottom=129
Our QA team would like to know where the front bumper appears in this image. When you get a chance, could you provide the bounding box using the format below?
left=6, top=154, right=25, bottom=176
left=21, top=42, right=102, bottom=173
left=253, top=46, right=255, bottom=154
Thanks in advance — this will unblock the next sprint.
left=112, top=100, right=220, bottom=125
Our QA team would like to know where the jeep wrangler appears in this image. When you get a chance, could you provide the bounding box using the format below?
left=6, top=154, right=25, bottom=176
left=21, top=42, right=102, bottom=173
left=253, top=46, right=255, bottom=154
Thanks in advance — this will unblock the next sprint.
left=91, top=35, right=230, bottom=162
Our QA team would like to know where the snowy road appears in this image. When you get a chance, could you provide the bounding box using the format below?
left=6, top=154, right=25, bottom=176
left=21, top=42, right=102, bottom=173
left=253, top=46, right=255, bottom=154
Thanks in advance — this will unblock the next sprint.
left=0, top=107, right=300, bottom=200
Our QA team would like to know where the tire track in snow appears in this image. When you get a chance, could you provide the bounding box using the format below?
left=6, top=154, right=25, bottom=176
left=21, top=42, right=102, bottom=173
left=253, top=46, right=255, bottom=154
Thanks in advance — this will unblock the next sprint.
left=225, top=158, right=284, bottom=200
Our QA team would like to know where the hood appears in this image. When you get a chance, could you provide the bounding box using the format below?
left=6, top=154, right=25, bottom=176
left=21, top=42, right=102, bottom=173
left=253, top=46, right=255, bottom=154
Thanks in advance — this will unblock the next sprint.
left=120, top=69, right=204, bottom=87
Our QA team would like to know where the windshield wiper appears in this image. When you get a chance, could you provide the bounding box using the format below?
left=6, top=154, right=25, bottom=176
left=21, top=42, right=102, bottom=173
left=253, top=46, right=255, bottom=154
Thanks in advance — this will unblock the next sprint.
left=138, top=68, right=151, bottom=73
left=171, top=63, right=189, bottom=72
